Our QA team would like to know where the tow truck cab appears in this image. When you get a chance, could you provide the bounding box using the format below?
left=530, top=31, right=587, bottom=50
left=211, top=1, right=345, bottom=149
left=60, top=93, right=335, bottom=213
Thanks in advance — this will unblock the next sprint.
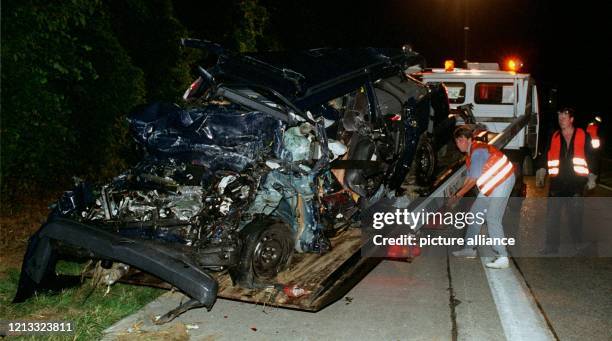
left=413, top=61, right=540, bottom=174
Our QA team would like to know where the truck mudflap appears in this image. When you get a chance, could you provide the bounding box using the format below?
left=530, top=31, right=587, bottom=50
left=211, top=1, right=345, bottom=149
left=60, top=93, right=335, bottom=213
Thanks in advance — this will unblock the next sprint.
left=13, top=216, right=218, bottom=316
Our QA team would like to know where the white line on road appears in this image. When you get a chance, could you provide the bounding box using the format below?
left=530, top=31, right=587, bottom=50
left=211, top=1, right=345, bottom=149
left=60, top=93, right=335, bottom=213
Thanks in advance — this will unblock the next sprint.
left=480, top=257, right=555, bottom=341
left=598, top=183, right=612, bottom=191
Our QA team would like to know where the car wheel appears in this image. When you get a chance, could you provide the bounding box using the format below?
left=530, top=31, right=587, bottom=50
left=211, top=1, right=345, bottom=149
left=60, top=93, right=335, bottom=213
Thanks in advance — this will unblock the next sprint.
left=251, top=224, right=293, bottom=279
left=414, top=135, right=436, bottom=186
left=230, top=218, right=294, bottom=287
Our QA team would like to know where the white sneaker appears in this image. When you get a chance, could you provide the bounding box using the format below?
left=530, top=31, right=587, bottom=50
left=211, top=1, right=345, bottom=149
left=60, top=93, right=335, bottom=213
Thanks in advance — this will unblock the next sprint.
left=452, top=248, right=477, bottom=258
left=485, top=257, right=509, bottom=269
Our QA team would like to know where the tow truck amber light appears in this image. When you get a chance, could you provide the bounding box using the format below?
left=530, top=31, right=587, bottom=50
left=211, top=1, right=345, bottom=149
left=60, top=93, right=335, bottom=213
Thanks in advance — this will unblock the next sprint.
left=444, top=60, right=455, bottom=71
left=505, top=58, right=522, bottom=72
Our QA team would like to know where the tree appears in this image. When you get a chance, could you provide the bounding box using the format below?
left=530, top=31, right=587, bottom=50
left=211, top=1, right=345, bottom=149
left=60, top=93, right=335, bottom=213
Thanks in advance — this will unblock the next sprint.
left=107, top=0, right=200, bottom=102
left=233, top=0, right=271, bottom=52
left=1, top=0, right=146, bottom=200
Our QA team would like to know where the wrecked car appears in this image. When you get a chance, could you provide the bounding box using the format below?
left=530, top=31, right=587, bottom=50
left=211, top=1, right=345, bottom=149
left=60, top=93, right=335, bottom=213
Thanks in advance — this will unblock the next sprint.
left=14, top=39, right=455, bottom=322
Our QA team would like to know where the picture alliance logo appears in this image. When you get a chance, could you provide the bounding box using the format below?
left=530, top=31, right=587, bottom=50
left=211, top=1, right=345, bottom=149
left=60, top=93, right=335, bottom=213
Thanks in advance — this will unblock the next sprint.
left=371, top=208, right=487, bottom=230
left=371, top=234, right=516, bottom=247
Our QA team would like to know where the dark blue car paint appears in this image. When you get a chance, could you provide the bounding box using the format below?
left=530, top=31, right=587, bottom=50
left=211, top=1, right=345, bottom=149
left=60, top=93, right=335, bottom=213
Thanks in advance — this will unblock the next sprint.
left=129, top=101, right=283, bottom=173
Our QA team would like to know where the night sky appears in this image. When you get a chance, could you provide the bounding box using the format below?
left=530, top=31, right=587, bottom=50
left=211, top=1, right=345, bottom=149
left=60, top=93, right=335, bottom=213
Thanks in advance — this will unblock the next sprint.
left=174, top=0, right=611, bottom=116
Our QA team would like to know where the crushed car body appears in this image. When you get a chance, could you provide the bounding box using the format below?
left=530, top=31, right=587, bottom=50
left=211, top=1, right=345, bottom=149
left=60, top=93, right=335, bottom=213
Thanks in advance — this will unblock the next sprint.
left=14, top=39, right=455, bottom=322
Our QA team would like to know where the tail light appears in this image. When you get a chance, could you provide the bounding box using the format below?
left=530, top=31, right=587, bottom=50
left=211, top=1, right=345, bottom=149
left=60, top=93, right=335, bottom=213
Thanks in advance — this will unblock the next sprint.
left=183, top=77, right=204, bottom=100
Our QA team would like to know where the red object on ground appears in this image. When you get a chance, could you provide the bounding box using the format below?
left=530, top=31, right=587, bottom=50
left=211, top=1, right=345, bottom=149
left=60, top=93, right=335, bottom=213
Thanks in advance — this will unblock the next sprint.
left=283, top=284, right=309, bottom=298
left=386, top=245, right=421, bottom=258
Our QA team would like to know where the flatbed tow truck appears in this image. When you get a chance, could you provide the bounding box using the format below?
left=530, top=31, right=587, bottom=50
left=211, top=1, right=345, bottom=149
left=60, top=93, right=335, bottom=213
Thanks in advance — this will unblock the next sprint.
left=196, top=61, right=539, bottom=311
left=20, top=50, right=538, bottom=321
left=117, top=89, right=536, bottom=314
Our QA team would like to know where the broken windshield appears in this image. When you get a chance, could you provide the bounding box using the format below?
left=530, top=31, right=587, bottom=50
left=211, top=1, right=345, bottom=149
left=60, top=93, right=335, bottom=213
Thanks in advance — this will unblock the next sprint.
left=215, top=85, right=310, bottom=123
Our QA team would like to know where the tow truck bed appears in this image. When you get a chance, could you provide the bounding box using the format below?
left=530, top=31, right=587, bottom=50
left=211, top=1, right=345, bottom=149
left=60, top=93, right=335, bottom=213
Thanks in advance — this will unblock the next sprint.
left=112, top=227, right=379, bottom=311
left=214, top=227, right=378, bottom=310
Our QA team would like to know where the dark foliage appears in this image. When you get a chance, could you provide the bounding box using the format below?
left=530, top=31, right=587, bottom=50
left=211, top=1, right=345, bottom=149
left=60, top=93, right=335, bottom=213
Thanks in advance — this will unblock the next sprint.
left=1, top=0, right=271, bottom=205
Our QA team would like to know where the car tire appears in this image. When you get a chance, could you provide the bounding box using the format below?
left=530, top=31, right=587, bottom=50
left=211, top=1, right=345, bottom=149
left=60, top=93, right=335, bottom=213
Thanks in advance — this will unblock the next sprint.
left=414, top=135, right=436, bottom=186
left=230, top=217, right=294, bottom=287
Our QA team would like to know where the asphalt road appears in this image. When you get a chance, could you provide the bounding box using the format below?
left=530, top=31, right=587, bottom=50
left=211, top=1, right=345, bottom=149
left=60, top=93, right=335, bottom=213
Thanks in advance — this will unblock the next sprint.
left=102, top=177, right=612, bottom=340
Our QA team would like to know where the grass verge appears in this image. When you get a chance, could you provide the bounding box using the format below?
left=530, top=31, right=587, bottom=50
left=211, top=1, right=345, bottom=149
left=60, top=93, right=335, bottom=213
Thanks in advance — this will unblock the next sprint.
left=1, top=199, right=163, bottom=340
left=0, top=261, right=163, bottom=340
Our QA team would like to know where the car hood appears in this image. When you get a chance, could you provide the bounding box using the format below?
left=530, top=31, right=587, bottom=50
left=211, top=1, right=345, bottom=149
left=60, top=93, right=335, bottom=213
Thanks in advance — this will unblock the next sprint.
left=128, top=101, right=283, bottom=172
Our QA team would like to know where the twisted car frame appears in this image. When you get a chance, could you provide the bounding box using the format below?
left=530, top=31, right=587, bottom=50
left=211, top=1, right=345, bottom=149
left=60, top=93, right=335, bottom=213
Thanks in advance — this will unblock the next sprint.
left=14, top=39, right=455, bottom=322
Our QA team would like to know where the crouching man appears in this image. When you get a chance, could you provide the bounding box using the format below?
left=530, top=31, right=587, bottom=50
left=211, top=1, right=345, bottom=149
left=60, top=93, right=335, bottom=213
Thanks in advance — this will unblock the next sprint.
left=450, top=126, right=516, bottom=269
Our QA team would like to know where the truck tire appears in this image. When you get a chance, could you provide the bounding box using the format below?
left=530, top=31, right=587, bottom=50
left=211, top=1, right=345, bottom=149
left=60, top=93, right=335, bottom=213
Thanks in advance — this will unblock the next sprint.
left=414, top=135, right=436, bottom=186
left=510, top=160, right=526, bottom=198
left=230, top=218, right=294, bottom=288
left=522, top=150, right=535, bottom=176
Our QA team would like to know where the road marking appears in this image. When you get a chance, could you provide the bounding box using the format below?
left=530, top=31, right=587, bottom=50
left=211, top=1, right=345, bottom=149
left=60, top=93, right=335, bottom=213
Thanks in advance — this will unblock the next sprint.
left=597, top=183, right=612, bottom=191
left=480, top=257, right=555, bottom=341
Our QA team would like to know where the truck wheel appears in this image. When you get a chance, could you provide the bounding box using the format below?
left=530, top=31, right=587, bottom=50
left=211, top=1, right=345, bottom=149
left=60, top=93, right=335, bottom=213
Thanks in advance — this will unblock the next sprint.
left=510, top=161, right=526, bottom=198
left=522, top=151, right=534, bottom=176
left=230, top=218, right=294, bottom=287
left=414, top=135, right=436, bottom=186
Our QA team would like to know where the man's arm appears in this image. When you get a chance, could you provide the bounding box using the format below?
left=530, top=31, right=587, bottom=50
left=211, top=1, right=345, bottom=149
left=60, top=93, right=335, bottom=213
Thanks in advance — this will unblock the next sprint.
left=536, top=124, right=554, bottom=170
left=536, top=128, right=555, bottom=187
left=585, top=133, right=599, bottom=175
left=448, top=177, right=477, bottom=208
left=585, top=132, right=598, bottom=190
left=454, top=177, right=477, bottom=198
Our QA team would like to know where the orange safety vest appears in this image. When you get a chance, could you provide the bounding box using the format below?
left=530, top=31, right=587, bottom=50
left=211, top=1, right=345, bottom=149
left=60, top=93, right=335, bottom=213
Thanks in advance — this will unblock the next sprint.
left=586, top=123, right=600, bottom=149
left=547, top=128, right=589, bottom=177
left=466, top=142, right=514, bottom=196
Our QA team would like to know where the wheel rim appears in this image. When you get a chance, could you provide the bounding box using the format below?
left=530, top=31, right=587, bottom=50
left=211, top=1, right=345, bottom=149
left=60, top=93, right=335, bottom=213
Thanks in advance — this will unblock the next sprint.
left=252, top=230, right=288, bottom=277
left=417, top=143, right=435, bottom=180
left=419, top=149, right=431, bottom=173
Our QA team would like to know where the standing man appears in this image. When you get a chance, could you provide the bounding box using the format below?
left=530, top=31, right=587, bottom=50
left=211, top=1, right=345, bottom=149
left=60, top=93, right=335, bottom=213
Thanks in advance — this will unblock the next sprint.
left=540, top=108, right=596, bottom=254
left=450, top=126, right=516, bottom=269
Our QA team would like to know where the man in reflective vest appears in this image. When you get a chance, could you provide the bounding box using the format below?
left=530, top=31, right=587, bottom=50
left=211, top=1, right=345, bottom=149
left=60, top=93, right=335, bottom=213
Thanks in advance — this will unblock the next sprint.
left=540, top=108, right=597, bottom=254
left=450, top=125, right=516, bottom=269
